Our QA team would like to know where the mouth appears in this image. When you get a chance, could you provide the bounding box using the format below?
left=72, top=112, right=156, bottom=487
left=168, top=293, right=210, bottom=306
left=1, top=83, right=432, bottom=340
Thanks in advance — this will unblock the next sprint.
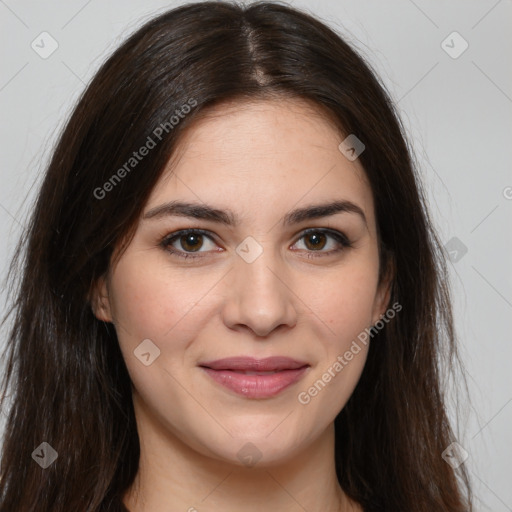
left=198, top=356, right=310, bottom=399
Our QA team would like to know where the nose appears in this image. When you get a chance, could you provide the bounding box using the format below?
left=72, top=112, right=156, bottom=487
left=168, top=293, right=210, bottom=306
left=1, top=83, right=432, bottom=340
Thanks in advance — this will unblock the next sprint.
left=221, top=246, right=298, bottom=338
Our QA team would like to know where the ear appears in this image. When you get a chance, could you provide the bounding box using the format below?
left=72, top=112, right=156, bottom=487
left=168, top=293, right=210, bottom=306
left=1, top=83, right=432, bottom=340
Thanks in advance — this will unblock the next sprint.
left=89, top=274, right=113, bottom=323
left=370, top=256, right=394, bottom=326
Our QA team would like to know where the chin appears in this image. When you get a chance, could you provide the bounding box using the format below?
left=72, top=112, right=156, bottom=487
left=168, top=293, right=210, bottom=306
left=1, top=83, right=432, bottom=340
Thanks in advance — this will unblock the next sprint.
left=207, top=428, right=310, bottom=468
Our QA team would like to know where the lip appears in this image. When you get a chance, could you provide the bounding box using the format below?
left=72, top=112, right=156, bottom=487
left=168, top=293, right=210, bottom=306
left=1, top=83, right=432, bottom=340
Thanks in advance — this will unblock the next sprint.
left=199, top=356, right=309, bottom=372
left=199, top=356, right=310, bottom=399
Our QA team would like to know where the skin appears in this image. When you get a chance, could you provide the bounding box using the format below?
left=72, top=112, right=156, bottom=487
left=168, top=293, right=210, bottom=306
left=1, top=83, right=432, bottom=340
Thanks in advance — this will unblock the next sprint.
left=92, top=97, right=391, bottom=512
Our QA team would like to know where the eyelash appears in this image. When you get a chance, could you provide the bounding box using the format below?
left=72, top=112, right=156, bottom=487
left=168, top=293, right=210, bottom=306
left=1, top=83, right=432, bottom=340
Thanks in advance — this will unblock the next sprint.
left=160, top=228, right=352, bottom=261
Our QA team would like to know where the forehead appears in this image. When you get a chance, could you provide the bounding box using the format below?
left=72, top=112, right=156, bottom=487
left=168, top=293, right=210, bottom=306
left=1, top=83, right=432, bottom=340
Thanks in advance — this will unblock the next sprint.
left=145, top=97, right=375, bottom=228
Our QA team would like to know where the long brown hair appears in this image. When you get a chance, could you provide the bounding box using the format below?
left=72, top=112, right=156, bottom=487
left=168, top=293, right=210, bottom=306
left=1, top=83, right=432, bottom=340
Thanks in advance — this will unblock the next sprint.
left=0, top=1, right=473, bottom=510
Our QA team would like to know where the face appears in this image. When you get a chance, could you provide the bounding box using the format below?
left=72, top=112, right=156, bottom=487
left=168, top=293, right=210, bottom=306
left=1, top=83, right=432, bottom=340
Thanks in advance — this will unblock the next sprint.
left=92, top=98, right=391, bottom=467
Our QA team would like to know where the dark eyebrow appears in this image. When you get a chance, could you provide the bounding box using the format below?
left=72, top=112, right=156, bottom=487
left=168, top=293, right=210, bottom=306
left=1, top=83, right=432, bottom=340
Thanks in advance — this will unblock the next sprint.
left=143, top=200, right=367, bottom=227
left=283, top=200, right=367, bottom=227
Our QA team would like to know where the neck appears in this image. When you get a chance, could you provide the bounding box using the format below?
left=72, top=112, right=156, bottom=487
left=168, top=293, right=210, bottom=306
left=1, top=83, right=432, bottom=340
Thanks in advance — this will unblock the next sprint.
left=123, top=393, right=360, bottom=512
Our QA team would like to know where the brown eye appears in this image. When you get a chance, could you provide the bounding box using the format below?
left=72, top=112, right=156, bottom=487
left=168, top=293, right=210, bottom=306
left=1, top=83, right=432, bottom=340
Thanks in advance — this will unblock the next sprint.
left=161, top=229, right=218, bottom=260
left=303, top=232, right=328, bottom=251
left=292, top=229, right=352, bottom=258
left=161, top=228, right=351, bottom=261
left=179, top=233, right=204, bottom=252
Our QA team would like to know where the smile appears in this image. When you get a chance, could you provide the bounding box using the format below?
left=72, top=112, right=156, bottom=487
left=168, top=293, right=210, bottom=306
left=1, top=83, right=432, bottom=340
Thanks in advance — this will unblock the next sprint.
left=199, top=356, right=310, bottom=399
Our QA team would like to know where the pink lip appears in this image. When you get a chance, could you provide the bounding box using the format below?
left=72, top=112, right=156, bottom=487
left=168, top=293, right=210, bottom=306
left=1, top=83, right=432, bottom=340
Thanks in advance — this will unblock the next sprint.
left=199, top=356, right=310, bottom=399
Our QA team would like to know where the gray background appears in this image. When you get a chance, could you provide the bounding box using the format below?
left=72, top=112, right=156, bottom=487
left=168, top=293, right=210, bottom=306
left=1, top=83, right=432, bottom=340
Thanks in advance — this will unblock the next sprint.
left=0, top=1, right=511, bottom=510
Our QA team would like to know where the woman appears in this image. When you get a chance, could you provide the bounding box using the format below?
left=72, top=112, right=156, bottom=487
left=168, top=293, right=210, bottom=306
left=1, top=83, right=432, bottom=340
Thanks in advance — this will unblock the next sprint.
left=0, top=1, right=473, bottom=510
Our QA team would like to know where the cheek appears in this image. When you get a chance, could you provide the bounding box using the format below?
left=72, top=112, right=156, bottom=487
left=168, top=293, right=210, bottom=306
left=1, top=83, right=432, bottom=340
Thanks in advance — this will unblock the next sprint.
left=109, top=243, right=380, bottom=352
left=107, top=257, right=200, bottom=404
left=308, top=257, right=380, bottom=343
left=106, top=264, right=186, bottom=387
left=295, top=261, right=378, bottom=421
left=109, top=256, right=196, bottom=341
